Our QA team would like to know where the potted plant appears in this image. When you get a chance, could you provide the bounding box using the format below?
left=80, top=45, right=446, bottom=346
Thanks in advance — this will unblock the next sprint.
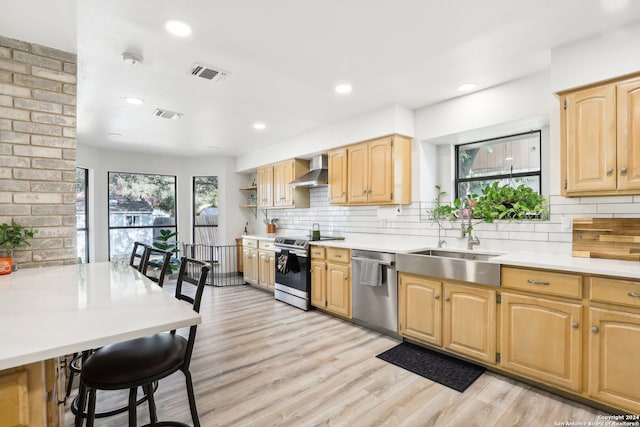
left=0, top=220, right=38, bottom=274
left=153, top=229, right=180, bottom=273
left=471, top=182, right=548, bottom=223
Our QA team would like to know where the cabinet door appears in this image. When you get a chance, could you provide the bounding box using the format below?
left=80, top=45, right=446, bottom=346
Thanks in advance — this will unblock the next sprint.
left=257, top=166, right=273, bottom=208
left=398, top=273, right=442, bottom=346
left=563, top=85, right=616, bottom=194
left=244, top=248, right=259, bottom=285
left=328, top=148, right=348, bottom=204
left=310, top=260, right=326, bottom=308
left=273, top=160, right=294, bottom=207
left=500, top=292, right=582, bottom=391
left=326, top=262, right=351, bottom=318
left=588, top=307, right=640, bottom=413
left=443, top=283, right=496, bottom=364
left=347, top=142, right=369, bottom=203
left=258, top=250, right=275, bottom=289
left=617, top=77, right=640, bottom=191
left=368, top=137, right=394, bottom=203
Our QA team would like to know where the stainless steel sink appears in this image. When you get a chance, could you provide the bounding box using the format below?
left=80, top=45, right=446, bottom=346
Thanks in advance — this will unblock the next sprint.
left=396, top=249, right=501, bottom=286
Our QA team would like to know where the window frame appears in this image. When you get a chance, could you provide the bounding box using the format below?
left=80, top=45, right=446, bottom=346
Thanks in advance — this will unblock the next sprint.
left=192, top=176, right=219, bottom=246
left=107, top=171, right=177, bottom=260
left=76, top=167, right=89, bottom=263
left=454, top=130, right=542, bottom=199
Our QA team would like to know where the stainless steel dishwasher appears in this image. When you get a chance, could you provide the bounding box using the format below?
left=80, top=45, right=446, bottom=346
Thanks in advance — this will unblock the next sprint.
left=351, top=249, right=397, bottom=336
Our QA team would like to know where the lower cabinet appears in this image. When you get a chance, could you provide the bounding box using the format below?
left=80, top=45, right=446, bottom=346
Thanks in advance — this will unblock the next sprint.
left=398, top=274, right=496, bottom=364
left=398, top=273, right=442, bottom=346
left=0, top=359, right=64, bottom=427
left=257, top=248, right=275, bottom=290
left=500, top=292, right=582, bottom=392
left=588, top=307, right=640, bottom=413
left=242, top=246, right=259, bottom=285
left=310, top=246, right=351, bottom=318
left=443, top=283, right=496, bottom=364
left=242, top=238, right=274, bottom=291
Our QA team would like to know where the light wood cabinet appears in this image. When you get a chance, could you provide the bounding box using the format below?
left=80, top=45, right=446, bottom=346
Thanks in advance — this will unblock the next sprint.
left=0, top=359, right=63, bottom=427
left=328, top=147, right=348, bottom=204
left=330, top=134, right=411, bottom=205
left=242, top=246, right=259, bottom=286
left=500, top=292, right=582, bottom=392
left=256, top=166, right=273, bottom=208
left=310, top=246, right=351, bottom=318
left=398, top=273, right=442, bottom=346
left=257, top=159, right=310, bottom=209
left=588, top=307, right=640, bottom=413
left=443, top=283, right=496, bottom=364
left=560, top=73, right=640, bottom=196
left=258, top=249, right=275, bottom=290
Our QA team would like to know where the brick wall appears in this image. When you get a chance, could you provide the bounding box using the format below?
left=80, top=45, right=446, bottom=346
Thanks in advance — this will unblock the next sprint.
left=0, top=35, right=77, bottom=267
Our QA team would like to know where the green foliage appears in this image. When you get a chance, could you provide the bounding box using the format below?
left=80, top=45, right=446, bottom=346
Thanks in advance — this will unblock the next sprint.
left=430, top=185, right=456, bottom=220
left=471, top=182, right=548, bottom=223
left=109, top=172, right=176, bottom=217
left=153, top=229, right=180, bottom=273
left=0, top=221, right=37, bottom=257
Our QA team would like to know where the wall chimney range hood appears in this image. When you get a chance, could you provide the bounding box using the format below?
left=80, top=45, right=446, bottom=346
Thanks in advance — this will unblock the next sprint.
left=288, top=155, right=328, bottom=188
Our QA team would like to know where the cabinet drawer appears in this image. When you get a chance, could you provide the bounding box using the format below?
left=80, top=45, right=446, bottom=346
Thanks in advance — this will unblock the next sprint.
left=502, top=267, right=582, bottom=299
left=589, top=276, right=640, bottom=309
left=259, top=240, right=274, bottom=250
left=243, top=238, right=258, bottom=248
left=327, top=247, right=350, bottom=264
left=310, top=246, right=326, bottom=259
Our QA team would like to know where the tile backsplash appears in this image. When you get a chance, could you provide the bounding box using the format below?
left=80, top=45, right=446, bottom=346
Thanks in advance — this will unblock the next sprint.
left=258, top=187, right=640, bottom=254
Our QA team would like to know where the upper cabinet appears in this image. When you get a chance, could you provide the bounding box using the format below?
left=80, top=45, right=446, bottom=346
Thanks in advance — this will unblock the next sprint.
left=257, top=158, right=310, bottom=209
left=329, top=134, right=412, bottom=205
left=560, top=74, right=640, bottom=196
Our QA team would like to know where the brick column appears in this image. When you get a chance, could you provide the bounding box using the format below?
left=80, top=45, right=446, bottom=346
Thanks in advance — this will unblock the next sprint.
left=0, top=35, right=77, bottom=267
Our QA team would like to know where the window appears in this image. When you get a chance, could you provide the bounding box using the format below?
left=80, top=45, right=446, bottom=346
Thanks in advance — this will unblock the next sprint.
left=107, top=172, right=177, bottom=260
left=455, top=131, right=541, bottom=198
left=193, top=176, right=219, bottom=246
left=76, top=167, right=89, bottom=263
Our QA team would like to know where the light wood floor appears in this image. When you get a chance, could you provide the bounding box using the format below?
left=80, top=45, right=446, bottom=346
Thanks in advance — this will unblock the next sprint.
left=65, top=283, right=609, bottom=427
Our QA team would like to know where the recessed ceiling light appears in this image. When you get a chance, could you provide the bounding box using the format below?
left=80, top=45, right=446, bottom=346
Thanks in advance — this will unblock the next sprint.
left=207, top=146, right=219, bottom=150
left=122, top=52, right=143, bottom=65
left=164, top=20, right=192, bottom=37
left=253, top=122, right=266, bottom=130
left=124, top=97, right=144, bottom=105
left=335, top=83, right=353, bottom=94
left=457, top=82, right=478, bottom=92
left=107, top=133, right=122, bottom=138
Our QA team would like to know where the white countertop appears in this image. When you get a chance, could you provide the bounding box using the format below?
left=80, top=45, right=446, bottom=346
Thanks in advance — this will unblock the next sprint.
left=244, top=232, right=640, bottom=280
left=0, top=261, right=201, bottom=370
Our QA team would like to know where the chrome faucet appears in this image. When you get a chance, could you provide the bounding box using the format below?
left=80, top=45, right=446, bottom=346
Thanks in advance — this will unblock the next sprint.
left=460, top=197, right=480, bottom=250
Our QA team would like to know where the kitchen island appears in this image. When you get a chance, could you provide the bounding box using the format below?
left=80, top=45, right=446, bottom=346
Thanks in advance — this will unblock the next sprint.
left=0, top=261, right=201, bottom=426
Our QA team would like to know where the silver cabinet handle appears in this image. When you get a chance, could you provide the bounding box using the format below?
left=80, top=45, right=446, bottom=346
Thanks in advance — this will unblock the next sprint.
left=628, top=292, right=640, bottom=298
left=571, top=322, right=579, bottom=329
left=591, top=326, right=599, bottom=333
left=621, top=166, right=628, bottom=174
left=435, top=295, right=440, bottom=300
left=606, top=167, right=613, bottom=175
left=527, top=279, right=550, bottom=286
left=445, top=296, right=450, bottom=302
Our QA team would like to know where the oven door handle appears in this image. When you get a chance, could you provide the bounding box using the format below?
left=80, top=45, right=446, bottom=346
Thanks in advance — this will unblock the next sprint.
left=274, top=247, right=308, bottom=258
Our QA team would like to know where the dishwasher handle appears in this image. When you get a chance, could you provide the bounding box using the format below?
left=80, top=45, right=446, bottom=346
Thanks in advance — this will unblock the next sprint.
left=351, top=256, right=394, bottom=267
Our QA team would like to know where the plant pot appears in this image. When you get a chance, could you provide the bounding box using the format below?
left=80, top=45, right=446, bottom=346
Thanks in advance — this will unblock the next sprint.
left=0, top=256, right=12, bottom=275
left=266, top=223, right=276, bottom=233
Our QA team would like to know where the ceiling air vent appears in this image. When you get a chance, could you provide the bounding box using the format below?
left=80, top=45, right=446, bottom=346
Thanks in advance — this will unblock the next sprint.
left=153, top=109, right=183, bottom=120
left=191, top=63, right=230, bottom=81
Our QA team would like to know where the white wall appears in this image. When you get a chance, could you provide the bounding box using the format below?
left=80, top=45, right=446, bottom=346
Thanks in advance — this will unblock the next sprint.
left=77, top=145, right=251, bottom=262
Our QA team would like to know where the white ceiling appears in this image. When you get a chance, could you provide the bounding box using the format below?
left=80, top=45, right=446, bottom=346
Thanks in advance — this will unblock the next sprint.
left=2, top=1, right=640, bottom=158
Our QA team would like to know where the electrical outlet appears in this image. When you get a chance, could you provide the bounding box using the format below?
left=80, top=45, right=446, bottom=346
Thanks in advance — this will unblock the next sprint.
left=562, top=216, right=573, bottom=230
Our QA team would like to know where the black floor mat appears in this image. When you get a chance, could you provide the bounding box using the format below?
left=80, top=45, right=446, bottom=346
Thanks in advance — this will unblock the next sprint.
left=376, top=342, right=485, bottom=392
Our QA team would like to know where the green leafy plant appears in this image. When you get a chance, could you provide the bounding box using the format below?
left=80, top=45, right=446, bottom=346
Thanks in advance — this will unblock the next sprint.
left=430, top=185, right=456, bottom=220
left=0, top=220, right=37, bottom=257
left=153, top=229, right=180, bottom=272
left=471, top=182, right=548, bottom=223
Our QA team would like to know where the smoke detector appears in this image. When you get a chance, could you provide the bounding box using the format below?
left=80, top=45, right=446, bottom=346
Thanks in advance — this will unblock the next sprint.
left=191, top=63, right=230, bottom=81
left=153, top=108, right=183, bottom=120
left=122, top=52, right=143, bottom=65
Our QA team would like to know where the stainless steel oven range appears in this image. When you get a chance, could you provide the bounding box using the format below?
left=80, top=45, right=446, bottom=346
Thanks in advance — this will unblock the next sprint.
left=273, top=236, right=311, bottom=310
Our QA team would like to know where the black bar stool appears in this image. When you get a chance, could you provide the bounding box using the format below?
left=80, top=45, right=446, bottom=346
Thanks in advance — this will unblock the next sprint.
left=74, top=257, right=209, bottom=427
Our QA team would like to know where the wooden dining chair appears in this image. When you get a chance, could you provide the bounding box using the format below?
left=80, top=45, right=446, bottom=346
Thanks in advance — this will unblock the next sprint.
left=74, top=257, right=210, bottom=427
left=139, top=246, right=172, bottom=287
